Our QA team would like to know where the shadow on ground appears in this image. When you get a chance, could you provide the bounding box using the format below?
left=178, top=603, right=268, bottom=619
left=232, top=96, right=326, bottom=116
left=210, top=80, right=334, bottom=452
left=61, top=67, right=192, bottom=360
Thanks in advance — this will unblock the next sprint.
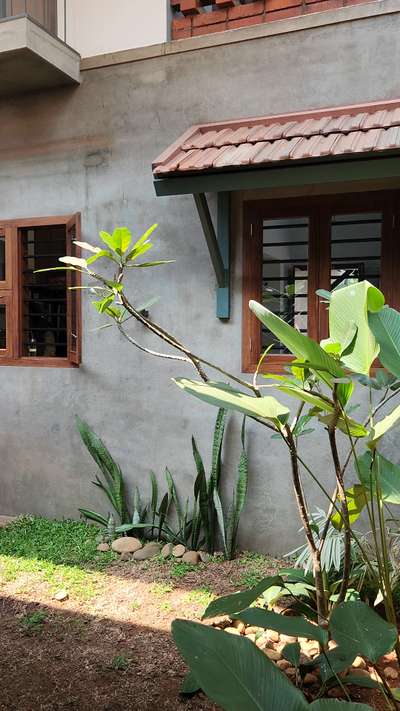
left=0, top=594, right=218, bottom=711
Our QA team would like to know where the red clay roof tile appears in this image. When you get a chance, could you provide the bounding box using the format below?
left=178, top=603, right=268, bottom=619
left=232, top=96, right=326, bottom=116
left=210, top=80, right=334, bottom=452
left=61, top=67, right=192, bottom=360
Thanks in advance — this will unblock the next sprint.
left=153, top=99, right=400, bottom=176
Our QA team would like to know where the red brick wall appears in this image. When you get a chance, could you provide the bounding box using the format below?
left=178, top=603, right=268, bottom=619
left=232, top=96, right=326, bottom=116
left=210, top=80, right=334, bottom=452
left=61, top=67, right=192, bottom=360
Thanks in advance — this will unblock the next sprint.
left=171, top=0, right=372, bottom=39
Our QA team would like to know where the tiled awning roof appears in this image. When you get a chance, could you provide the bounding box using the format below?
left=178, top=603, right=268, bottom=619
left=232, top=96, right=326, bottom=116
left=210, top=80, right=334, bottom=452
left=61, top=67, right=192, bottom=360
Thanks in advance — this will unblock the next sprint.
left=153, top=99, right=400, bottom=177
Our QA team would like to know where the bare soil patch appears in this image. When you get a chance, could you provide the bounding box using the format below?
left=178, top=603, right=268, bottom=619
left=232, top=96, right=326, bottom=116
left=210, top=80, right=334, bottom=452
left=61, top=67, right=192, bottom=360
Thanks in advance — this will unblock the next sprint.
left=0, top=552, right=277, bottom=710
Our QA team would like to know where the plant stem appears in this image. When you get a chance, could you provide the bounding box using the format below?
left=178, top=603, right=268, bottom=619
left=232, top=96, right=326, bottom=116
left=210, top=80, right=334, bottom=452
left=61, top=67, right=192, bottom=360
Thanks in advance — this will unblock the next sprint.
left=284, top=425, right=328, bottom=625
left=328, top=390, right=351, bottom=606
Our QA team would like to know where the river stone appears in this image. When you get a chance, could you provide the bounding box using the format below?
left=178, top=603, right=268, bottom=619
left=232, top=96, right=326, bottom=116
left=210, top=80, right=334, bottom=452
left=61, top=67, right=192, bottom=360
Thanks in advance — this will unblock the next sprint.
left=172, top=544, right=186, bottom=558
left=384, top=666, right=399, bottom=680
left=161, top=543, right=173, bottom=559
left=53, top=589, right=69, bottom=602
left=303, top=673, right=318, bottom=686
left=277, top=660, right=291, bottom=671
left=199, top=551, right=211, bottom=563
left=352, top=656, right=366, bottom=669
left=97, top=542, right=110, bottom=552
left=133, top=542, right=161, bottom=561
left=264, top=649, right=281, bottom=661
left=112, top=537, right=142, bottom=554
left=182, top=551, right=200, bottom=564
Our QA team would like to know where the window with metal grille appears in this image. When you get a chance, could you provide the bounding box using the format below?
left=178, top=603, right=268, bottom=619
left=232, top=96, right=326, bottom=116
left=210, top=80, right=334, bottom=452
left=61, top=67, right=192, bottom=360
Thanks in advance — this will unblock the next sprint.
left=0, top=214, right=81, bottom=367
left=242, top=191, right=399, bottom=373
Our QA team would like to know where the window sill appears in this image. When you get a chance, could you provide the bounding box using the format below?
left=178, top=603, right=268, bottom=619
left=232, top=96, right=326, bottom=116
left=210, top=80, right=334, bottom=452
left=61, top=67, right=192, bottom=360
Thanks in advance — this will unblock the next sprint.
left=0, top=357, right=78, bottom=368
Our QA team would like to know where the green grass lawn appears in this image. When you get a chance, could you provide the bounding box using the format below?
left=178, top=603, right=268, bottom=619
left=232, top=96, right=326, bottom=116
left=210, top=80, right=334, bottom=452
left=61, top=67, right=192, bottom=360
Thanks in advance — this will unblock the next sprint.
left=0, top=515, right=116, bottom=599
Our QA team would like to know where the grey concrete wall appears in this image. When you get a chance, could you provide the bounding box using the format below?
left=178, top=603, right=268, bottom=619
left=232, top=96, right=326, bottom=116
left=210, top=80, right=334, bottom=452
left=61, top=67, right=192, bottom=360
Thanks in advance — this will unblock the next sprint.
left=1, top=11, right=400, bottom=553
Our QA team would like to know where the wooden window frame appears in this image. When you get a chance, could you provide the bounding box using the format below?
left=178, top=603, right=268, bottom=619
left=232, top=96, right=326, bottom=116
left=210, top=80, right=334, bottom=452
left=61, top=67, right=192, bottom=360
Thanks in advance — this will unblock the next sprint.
left=242, top=190, right=400, bottom=374
left=0, top=214, right=82, bottom=368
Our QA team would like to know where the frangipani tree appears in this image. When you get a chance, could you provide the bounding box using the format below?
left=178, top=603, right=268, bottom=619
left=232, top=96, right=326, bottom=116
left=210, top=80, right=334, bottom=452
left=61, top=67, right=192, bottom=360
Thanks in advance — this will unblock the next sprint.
left=42, top=226, right=400, bottom=709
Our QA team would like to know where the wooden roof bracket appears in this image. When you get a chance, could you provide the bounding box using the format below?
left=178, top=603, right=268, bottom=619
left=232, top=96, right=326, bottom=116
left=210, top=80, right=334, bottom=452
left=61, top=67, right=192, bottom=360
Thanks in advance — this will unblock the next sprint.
left=193, top=192, right=230, bottom=320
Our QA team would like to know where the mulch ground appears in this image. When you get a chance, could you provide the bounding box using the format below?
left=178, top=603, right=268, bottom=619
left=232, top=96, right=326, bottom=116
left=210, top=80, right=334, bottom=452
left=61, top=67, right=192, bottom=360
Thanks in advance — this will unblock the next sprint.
left=0, top=553, right=393, bottom=711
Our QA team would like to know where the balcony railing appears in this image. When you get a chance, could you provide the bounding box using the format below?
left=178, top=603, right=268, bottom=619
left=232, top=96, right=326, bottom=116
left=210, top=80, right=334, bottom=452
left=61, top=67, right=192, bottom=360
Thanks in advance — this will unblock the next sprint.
left=0, top=0, right=57, bottom=36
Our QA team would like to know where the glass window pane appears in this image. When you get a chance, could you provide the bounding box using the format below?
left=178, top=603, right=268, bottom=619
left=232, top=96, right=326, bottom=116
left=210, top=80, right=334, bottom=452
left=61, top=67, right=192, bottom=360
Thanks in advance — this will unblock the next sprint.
left=262, top=217, right=309, bottom=354
left=21, top=226, right=67, bottom=358
left=0, top=236, right=5, bottom=282
left=0, top=303, right=6, bottom=350
left=331, top=213, right=382, bottom=292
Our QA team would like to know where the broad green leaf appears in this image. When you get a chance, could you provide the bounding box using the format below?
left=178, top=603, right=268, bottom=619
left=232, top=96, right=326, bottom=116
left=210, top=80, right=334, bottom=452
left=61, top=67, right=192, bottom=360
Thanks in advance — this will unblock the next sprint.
left=131, top=260, right=174, bottom=268
left=232, top=608, right=328, bottom=646
left=329, top=280, right=384, bottom=374
left=249, top=301, right=345, bottom=382
left=337, top=380, right=354, bottom=408
left=329, top=600, right=397, bottom=662
left=316, top=289, right=332, bottom=302
left=99, top=227, right=131, bottom=255
left=86, top=249, right=114, bottom=265
left=174, top=379, right=289, bottom=426
left=59, top=255, right=88, bottom=269
left=343, top=674, right=380, bottom=689
left=317, top=413, right=368, bottom=438
left=181, top=670, right=200, bottom=695
left=126, top=224, right=158, bottom=260
left=369, top=306, right=400, bottom=379
left=203, top=575, right=284, bottom=619
left=315, top=646, right=358, bottom=682
left=172, top=620, right=309, bottom=711
left=331, top=485, right=369, bottom=530
left=282, top=642, right=301, bottom=667
left=357, top=451, right=400, bottom=504
left=73, top=241, right=101, bottom=253
left=277, top=385, right=334, bottom=413
left=93, top=295, right=115, bottom=314
left=310, top=701, right=373, bottom=710
left=368, top=403, right=400, bottom=449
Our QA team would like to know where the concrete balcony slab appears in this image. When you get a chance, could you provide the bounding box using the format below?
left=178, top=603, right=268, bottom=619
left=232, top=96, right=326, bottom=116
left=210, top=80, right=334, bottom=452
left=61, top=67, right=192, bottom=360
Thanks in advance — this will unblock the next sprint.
left=0, top=16, right=80, bottom=97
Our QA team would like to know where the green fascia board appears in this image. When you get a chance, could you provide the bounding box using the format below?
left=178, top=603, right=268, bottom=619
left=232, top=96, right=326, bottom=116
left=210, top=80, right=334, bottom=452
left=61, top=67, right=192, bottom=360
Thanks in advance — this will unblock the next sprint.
left=153, top=153, right=400, bottom=197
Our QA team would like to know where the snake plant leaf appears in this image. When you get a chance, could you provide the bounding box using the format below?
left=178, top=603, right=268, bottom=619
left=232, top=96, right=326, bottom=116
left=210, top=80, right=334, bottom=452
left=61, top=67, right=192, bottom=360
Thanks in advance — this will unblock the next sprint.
left=331, top=485, right=369, bottom=530
left=231, top=608, right=328, bottom=646
left=172, top=620, right=309, bottom=711
left=329, top=281, right=384, bottom=374
left=78, top=508, right=108, bottom=527
left=368, top=402, right=400, bottom=449
left=249, top=301, right=345, bottom=382
left=209, top=408, right=227, bottom=495
left=369, top=306, right=400, bottom=379
left=174, top=379, right=289, bottom=426
left=203, top=575, right=284, bottom=619
left=329, top=601, right=397, bottom=662
left=357, top=451, right=400, bottom=504
left=213, top=489, right=228, bottom=559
